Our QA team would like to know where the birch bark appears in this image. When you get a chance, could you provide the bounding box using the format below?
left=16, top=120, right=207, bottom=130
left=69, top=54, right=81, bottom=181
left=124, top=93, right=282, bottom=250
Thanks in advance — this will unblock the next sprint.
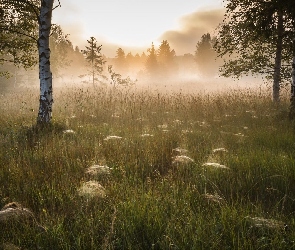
left=37, top=0, right=54, bottom=124
left=289, top=38, right=295, bottom=119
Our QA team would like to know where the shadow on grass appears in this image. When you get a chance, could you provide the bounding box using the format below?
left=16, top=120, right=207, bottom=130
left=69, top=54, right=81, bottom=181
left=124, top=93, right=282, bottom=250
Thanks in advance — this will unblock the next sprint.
left=19, top=121, right=68, bottom=148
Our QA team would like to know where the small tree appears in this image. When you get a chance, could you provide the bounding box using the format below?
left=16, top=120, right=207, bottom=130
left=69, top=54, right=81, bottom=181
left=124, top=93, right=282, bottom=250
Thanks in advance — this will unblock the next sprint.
left=81, top=37, right=106, bottom=86
left=108, top=65, right=136, bottom=87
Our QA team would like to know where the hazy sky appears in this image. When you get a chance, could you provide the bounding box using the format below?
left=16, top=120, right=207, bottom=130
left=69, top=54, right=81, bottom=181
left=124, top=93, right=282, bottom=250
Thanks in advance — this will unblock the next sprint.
left=52, top=0, right=224, bottom=56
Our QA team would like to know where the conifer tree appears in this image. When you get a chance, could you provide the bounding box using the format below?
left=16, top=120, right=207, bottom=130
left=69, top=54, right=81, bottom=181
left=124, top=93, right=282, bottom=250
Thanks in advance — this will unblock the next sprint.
left=146, top=42, right=158, bottom=79
left=81, top=37, right=106, bottom=86
left=157, top=40, right=176, bottom=78
left=195, top=33, right=219, bottom=77
left=114, top=48, right=127, bottom=73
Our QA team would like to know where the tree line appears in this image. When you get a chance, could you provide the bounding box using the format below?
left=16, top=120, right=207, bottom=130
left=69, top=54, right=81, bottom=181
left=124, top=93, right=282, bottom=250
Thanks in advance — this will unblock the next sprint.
left=0, top=0, right=295, bottom=124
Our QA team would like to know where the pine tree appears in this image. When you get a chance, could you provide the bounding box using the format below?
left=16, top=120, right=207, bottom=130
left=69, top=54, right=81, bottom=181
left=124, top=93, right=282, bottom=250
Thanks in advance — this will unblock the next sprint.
left=195, top=33, right=219, bottom=77
left=81, top=37, right=106, bottom=86
left=145, top=42, right=158, bottom=79
left=114, top=48, right=127, bottom=74
left=157, top=40, right=176, bottom=78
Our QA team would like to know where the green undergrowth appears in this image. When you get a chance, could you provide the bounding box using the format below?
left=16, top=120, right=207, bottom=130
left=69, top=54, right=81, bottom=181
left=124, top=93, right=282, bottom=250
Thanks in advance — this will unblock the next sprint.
left=0, top=86, right=295, bottom=249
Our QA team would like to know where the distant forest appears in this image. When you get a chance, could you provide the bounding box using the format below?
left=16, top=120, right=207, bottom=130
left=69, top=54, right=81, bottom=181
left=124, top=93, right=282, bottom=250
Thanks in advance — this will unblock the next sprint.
left=0, top=26, right=219, bottom=89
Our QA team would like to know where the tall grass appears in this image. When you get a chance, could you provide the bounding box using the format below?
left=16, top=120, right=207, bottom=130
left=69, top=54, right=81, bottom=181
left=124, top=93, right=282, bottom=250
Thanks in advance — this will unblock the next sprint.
left=0, top=85, right=295, bottom=249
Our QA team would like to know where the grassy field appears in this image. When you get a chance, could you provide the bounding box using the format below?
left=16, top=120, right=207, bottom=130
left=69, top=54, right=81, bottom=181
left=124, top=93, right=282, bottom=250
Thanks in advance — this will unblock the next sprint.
left=0, top=85, right=295, bottom=249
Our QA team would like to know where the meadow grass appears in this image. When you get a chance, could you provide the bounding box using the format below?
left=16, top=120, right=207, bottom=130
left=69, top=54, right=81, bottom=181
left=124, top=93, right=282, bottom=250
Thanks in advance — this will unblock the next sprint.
left=0, top=85, right=295, bottom=249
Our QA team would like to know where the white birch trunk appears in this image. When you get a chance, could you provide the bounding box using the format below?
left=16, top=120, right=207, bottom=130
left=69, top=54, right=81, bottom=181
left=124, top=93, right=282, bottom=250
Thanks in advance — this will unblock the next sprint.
left=290, top=38, right=295, bottom=119
left=37, top=0, right=54, bottom=124
left=273, top=10, right=284, bottom=103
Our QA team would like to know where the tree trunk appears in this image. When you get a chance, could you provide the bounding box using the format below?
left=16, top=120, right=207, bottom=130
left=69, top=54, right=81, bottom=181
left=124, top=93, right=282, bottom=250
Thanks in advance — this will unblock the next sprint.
left=92, top=69, right=95, bottom=87
left=273, top=10, right=284, bottom=103
left=289, top=38, right=295, bottom=119
left=37, top=0, right=54, bottom=124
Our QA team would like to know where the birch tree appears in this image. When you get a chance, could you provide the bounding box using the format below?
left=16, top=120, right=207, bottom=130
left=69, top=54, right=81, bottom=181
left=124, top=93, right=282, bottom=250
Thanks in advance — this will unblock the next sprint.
left=1, top=0, right=59, bottom=123
left=37, top=0, right=55, bottom=123
left=0, top=0, right=39, bottom=75
left=215, top=0, right=294, bottom=102
left=290, top=38, right=295, bottom=119
left=288, top=1, right=295, bottom=118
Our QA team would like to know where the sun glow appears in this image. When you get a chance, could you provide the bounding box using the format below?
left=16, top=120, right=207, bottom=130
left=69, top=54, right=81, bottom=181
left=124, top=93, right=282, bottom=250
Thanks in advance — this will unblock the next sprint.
left=52, top=0, right=222, bottom=50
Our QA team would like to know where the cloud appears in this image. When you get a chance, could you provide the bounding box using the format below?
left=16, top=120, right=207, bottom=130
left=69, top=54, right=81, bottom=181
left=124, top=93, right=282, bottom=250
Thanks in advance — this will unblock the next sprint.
left=159, top=8, right=225, bottom=55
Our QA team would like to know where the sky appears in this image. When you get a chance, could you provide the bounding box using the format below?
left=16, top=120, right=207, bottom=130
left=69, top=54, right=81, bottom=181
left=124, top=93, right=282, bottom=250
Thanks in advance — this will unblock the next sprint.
left=52, top=0, right=224, bottom=57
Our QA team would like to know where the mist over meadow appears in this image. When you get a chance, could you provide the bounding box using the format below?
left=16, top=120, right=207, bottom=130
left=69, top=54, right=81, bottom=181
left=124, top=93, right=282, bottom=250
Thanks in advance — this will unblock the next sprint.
left=1, top=1, right=295, bottom=249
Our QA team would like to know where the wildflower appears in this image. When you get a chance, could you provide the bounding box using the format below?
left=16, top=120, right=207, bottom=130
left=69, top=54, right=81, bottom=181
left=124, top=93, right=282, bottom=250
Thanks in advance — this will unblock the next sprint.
left=172, top=155, right=194, bottom=166
left=85, top=165, right=111, bottom=176
left=78, top=181, right=106, bottom=198
left=202, top=162, right=229, bottom=169
left=2, top=243, right=21, bottom=250
left=0, top=202, right=34, bottom=223
left=181, top=129, right=193, bottom=134
left=173, top=119, right=182, bottom=125
left=104, top=135, right=122, bottom=141
left=234, top=133, right=245, bottom=137
left=136, top=118, right=147, bottom=122
left=172, top=147, right=188, bottom=156
left=198, top=121, right=208, bottom=127
left=0, top=202, right=46, bottom=231
left=245, top=216, right=285, bottom=230
left=141, top=134, right=154, bottom=137
left=212, top=148, right=228, bottom=154
left=157, top=124, right=168, bottom=129
left=203, top=194, right=225, bottom=204
left=63, top=129, right=75, bottom=134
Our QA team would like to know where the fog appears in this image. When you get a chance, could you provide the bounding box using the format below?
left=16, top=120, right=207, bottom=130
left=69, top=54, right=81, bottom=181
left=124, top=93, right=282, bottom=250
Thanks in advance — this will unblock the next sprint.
left=0, top=7, right=267, bottom=95
left=160, top=8, right=225, bottom=55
